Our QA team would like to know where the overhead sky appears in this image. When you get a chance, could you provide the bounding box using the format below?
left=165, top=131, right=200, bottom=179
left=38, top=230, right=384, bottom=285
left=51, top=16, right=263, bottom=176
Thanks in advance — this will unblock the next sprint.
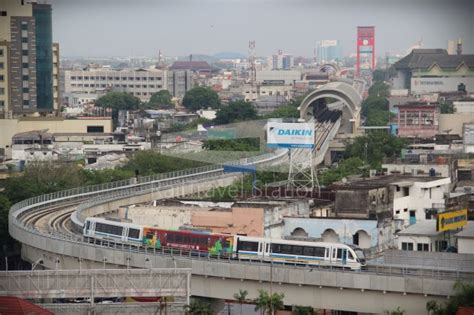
left=51, top=0, right=473, bottom=58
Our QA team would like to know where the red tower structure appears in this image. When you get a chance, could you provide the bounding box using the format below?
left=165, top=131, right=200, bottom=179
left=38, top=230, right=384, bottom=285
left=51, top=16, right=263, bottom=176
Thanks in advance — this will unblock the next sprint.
left=356, top=26, right=375, bottom=76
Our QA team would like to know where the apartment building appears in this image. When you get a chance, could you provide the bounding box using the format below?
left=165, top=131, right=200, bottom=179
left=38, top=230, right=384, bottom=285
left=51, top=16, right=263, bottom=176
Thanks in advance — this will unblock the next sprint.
left=0, top=0, right=58, bottom=116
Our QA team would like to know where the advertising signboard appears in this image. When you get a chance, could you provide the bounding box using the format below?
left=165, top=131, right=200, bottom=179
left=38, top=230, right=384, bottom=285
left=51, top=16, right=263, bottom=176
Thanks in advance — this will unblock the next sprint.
left=436, top=209, right=468, bottom=232
left=267, top=122, right=315, bottom=149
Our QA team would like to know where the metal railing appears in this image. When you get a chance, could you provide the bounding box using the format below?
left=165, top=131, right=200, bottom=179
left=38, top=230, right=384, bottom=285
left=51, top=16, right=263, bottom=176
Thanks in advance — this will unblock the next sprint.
left=10, top=149, right=288, bottom=242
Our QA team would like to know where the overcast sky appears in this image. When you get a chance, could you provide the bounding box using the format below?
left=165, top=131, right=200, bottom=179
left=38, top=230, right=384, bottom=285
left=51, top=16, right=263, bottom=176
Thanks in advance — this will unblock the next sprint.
left=51, top=0, right=474, bottom=58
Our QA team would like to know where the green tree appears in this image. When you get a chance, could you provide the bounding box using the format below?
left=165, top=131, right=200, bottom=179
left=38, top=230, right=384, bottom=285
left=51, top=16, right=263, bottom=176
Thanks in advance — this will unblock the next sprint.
left=372, top=69, right=387, bottom=83
left=368, top=81, right=390, bottom=98
left=384, top=307, right=405, bottom=315
left=439, top=101, right=455, bottom=114
left=319, top=157, right=365, bottom=186
left=345, top=132, right=406, bottom=169
left=292, top=305, right=314, bottom=315
left=182, top=86, right=220, bottom=112
left=253, top=290, right=285, bottom=315
left=95, top=92, right=142, bottom=124
left=0, top=195, right=12, bottom=249
left=233, top=289, right=249, bottom=315
left=365, top=110, right=392, bottom=126
left=426, top=281, right=474, bottom=315
left=214, top=100, right=258, bottom=125
left=184, top=298, right=213, bottom=315
left=145, top=90, right=174, bottom=109
left=265, top=104, right=300, bottom=119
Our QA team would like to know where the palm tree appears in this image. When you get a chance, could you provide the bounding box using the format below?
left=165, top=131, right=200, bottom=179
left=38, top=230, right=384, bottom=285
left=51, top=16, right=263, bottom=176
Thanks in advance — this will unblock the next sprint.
left=184, top=298, right=213, bottom=315
left=233, top=289, right=249, bottom=315
left=254, top=290, right=270, bottom=315
left=253, top=289, right=285, bottom=315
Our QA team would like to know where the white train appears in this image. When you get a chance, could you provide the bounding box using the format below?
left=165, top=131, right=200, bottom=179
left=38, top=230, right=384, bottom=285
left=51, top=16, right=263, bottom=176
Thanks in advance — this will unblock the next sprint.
left=83, top=217, right=366, bottom=270
left=234, top=236, right=366, bottom=271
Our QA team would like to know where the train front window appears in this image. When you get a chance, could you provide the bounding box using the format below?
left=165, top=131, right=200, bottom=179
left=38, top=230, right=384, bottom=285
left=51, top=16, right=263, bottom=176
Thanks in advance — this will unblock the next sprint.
left=348, top=251, right=354, bottom=260
left=355, top=249, right=365, bottom=259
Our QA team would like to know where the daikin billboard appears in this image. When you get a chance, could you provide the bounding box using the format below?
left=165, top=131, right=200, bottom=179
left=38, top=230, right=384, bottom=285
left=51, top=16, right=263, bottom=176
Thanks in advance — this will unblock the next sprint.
left=267, top=122, right=315, bottom=149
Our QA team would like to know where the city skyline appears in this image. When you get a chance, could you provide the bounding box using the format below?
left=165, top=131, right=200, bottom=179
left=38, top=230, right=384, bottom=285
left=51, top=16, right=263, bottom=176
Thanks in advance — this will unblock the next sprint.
left=52, top=0, right=474, bottom=58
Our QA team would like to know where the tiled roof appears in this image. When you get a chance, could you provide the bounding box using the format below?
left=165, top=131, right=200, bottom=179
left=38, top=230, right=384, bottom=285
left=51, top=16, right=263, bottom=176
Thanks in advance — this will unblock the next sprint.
left=170, top=61, right=212, bottom=71
left=393, top=49, right=474, bottom=70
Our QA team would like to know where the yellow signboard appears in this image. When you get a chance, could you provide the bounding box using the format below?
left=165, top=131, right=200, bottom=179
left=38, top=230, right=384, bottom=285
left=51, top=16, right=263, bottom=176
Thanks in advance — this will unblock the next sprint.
left=436, top=209, right=468, bottom=232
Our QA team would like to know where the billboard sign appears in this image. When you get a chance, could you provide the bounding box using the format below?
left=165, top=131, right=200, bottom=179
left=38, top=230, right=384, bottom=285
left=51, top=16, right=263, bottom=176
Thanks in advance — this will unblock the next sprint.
left=436, top=209, right=468, bottom=232
left=267, top=122, right=315, bottom=149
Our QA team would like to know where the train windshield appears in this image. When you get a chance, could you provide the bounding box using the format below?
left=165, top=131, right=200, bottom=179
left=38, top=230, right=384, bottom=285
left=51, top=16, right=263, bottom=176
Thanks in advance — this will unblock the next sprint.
left=355, top=249, right=365, bottom=259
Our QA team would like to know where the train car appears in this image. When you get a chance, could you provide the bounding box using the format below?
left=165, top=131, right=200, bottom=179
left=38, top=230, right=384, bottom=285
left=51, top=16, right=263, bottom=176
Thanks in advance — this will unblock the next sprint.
left=83, top=217, right=143, bottom=245
left=142, top=227, right=235, bottom=256
left=234, top=236, right=366, bottom=270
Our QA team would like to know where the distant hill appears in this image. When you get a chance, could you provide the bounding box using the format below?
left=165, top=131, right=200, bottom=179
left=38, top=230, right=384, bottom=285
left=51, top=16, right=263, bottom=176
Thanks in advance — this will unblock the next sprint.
left=213, top=51, right=247, bottom=60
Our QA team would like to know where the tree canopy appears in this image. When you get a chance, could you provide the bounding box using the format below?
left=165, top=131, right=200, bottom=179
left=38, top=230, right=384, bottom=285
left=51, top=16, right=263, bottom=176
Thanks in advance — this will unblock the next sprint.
left=182, top=86, right=220, bottom=112
left=145, top=90, right=174, bottom=109
left=214, top=100, right=258, bottom=125
left=345, top=132, right=406, bottom=169
left=426, top=281, right=474, bottom=315
left=95, top=92, right=142, bottom=124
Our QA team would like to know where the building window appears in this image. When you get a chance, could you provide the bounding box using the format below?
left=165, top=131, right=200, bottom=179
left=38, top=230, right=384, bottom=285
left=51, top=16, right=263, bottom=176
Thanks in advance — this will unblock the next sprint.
left=21, top=37, right=28, bottom=43
left=71, top=76, right=76, bottom=80
left=22, top=63, right=28, bottom=68
left=149, top=77, right=155, bottom=81
left=22, top=75, right=29, bottom=80
left=0, top=11, right=7, bottom=16
left=401, top=242, right=413, bottom=251
left=84, top=76, right=89, bottom=80
left=22, top=87, right=29, bottom=93
left=87, top=126, right=104, bottom=133
left=0, top=62, right=4, bottom=69
left=0, top=75, right=3, bottom=81
left=115, top=77, right=120, bottom=80
left=417, top=243, right=429, bottom=252
left=149, top=85, right=155, bottom=88
left=135, top=77, right=140, bottom=81
left=0, top=87, right=4, bottom=95
left=0, top=49, right=3, bottom=56
left=435, top=240, right=448, bottom=252
left=142, top=85, right=147, bottom=88
left=22, top=50, right=28, bottom=56
left=0, top=100, right=4, bottom=107
left=128, top=77, right=134, bottom=80
left=23, top=100, right=29, bottom=105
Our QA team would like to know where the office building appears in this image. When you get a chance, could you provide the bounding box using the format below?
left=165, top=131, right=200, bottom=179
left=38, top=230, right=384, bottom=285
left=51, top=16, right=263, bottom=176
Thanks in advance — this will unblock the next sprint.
left=167, top=70, right=194, bottom=98
left=316, top=40, right=343, bottom=63
left=64, top=68, right=194, bottom=101
left=0, top=0, right=57, bottom=116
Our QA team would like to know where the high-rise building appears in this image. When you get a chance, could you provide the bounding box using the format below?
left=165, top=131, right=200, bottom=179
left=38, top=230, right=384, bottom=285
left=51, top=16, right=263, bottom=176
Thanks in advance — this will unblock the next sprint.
left=0, top=0, right=57, bottom=116
left=316, top=40, right=343, bottom=63
left=272, top=51, right=294, bottom=70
